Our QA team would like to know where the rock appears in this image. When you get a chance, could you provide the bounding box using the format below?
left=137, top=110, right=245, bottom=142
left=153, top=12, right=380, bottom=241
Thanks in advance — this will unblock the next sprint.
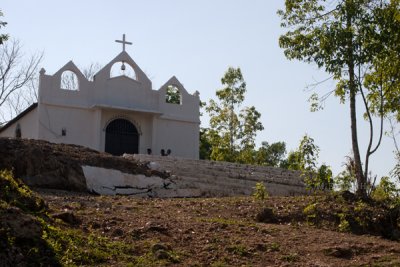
left=256, top=243, right=267, bottom=251
left=91, top=222, right=101, bottom=229
left=111, top=228, right=124, bottom=237
left=145, top=222, right=169, bottom=235
left=147, top=161, right=162, bottom=171
left=256, top=207, right=277, bottom=223
left=52, top=211, right=81, bottom=225
left=323, top=247, right=353, bottom=259
left=151, top=243, right=174, bottom=261
left=151, top=243, right=170, bottom=253
left=154, top=249, right=170, bottom=260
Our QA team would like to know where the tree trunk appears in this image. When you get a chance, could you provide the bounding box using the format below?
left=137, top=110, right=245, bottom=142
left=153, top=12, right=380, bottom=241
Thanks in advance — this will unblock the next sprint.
left=346, top=2, right=366, bottom=198
left=349, top=78, right=366, bottom=197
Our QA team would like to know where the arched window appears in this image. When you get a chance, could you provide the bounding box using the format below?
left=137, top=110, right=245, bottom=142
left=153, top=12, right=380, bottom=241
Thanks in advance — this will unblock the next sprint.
left=110, top=61, right=137, bottom=80
left=60, top=70, right=79, bottom=90
left=166, top=85, right=181, bottom=104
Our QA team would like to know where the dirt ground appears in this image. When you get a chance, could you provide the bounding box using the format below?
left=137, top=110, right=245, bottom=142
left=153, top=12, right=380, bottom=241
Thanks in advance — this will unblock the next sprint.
left=39, top=189, right=400, bottom=267
left=1, top=138, right=399, bottom=266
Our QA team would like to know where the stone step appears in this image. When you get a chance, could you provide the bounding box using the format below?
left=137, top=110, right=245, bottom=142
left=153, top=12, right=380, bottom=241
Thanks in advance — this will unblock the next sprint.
left=171, top=170, right=303, bottom=187
left=124, top=154, right=306, bottom=197
left=131, top=154, right=295, bottom=174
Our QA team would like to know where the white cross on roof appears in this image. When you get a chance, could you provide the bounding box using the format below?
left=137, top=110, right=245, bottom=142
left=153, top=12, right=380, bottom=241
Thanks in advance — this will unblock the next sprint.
left=115, top=34, right=132, bottom=52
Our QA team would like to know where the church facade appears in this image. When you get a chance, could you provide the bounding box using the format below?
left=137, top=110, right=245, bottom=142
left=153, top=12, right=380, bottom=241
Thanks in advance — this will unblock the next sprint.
left=0, top=36, right=200, bottom=159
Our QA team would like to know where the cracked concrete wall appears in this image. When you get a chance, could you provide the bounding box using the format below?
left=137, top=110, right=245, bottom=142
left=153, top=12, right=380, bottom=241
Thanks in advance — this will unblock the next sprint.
left=82, top=165, right=203, bottom=197
left=130, top=154, right=306, bottom=196
left=82, top=155, right=306, bottom=197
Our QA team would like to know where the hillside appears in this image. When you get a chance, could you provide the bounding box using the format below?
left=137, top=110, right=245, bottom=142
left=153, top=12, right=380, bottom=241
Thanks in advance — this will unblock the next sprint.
left=0, top=138, right=400, bottom=266
left=1, top=175, right=400, bottom=266
left=0, top=138, right=168, bottom=191
left=38, top=189, right=400, bottom=267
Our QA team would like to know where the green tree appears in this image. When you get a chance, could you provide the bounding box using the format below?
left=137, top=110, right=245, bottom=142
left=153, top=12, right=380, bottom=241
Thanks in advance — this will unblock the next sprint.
left=256, top=141, right=287, bottom=167
left=371, top=176, right=399, bottom=202
left=199, top=127, right=213, bottom=160
left=206, top=67, right=264, bottom=162
left=335, top=156, right=357, bottom=192
left=282, top=150, right=302, bottom=170
left=0, top=10, right=8, bottom=44
left=298, top=135, right=320, bottom=174
left=317, top=164, right=334, bottom=190
left=285, top=135, right=333, bottom=190
left=166, top=85, right=181, bottom=104
left=386, top=115, right=400, bottom=184
left=278, top=0, right=400, bottom=197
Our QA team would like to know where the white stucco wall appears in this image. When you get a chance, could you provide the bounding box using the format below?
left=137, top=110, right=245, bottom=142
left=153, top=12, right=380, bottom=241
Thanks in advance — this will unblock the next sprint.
left=0, top=108, right=39, bottom=139
left=153, top=118, right=199, bottom=159
left=38, top=104, right=99, bottom=150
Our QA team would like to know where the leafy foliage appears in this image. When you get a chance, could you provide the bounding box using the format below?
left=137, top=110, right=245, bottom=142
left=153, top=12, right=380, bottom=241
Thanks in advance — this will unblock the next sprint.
left=253, top=182, right=268, bottom=201
left=205, top=67, right=264, bottom=163
left=166, top=85, right=181, bottom=104
left=256, top=141, right=287, bottom=167
left=335, top=156, right=357, bottom=192
left=392, top=153, right=400, bottom=183
left=371, top=176, right=399, bottom=202
left=199, top=128, right=213, bottom=160
left=286, top=135, right=333, bottom=191
left=278, top=0, right=400, bottom=197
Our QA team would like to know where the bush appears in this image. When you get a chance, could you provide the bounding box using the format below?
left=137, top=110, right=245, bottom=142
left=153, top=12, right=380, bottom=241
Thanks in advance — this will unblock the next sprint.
left=371, top=176, right=399, bottom=202
left=253, top=182, right=268, bottom=200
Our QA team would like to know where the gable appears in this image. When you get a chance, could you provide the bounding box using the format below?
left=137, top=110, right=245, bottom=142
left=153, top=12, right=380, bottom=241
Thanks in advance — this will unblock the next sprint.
left=0, top=103, right=38, bottom=134
left=94, top=51, right=152, bottom=90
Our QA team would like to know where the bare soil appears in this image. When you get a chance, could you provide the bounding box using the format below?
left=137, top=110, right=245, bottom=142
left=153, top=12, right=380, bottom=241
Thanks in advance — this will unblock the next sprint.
left=1, top=138, right=399, bottom=266
left=39, top=189, right=400, bottom=267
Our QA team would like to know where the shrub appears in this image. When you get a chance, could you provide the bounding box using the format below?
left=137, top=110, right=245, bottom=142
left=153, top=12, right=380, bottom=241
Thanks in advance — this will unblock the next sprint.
left=253, top=182, right=268, bottom=200
left=371, top=176, right=399, bottom=202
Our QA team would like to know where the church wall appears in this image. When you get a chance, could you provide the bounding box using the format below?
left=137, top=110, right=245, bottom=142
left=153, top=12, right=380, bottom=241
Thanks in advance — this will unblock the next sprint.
left=94, top=77, right=159, bottom=112
left=39, top=73, right=93, bottom=109
left=33, top=50, right=200, bottom=159
left=157, top=79, right=200, bottom=123
left=99, top=110, right=154, bottom=154
left=0, top=108, right=38, bottom=139
left=153, top=118, right=199, bottom=159
left=38, top=104, right=98, bottom=150
left=159, top=96, right=199, bottom=122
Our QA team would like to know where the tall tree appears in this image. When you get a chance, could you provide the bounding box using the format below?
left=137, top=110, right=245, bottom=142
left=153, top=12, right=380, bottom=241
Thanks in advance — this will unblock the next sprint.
left=256, top=141, right=287, bottom=167
left=0, top=39, right=43, bottom=124
left=206, top=67, right=264, bottom=162
left=279, top=0, right=400, bottom=197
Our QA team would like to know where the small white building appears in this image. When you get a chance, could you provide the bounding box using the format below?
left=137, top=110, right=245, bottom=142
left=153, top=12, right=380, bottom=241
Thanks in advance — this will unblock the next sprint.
left=0, top=35, right=200, bottom=159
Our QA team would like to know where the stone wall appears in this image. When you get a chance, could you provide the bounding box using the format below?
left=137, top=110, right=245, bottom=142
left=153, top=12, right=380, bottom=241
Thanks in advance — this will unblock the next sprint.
left=119, top=154, right=307, bottom=197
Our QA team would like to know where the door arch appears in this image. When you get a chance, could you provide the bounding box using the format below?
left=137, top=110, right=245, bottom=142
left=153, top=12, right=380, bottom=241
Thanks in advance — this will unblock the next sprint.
left=105, top=118, right=139, bottom=156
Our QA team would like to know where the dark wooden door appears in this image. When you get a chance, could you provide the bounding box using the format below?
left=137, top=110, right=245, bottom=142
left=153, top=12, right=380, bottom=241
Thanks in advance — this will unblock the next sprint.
left=105, top=119, right=139, bottom=156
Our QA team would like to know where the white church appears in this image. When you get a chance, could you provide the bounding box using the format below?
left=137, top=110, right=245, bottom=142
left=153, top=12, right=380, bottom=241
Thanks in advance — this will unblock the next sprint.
left=0, top=35, right=200, bottom=159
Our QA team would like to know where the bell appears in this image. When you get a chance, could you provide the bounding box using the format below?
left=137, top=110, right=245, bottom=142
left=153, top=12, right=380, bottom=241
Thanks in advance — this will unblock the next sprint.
left=121, top=62, right=126, bottom=71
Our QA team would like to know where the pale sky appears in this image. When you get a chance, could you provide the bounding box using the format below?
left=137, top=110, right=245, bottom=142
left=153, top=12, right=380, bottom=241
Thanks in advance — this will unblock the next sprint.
left=1, top=0, right=396, bottom=178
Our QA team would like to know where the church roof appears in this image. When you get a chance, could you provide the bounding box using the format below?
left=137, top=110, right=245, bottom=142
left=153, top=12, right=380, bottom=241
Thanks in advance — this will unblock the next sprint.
left=0, top=103, right=38, bottom=134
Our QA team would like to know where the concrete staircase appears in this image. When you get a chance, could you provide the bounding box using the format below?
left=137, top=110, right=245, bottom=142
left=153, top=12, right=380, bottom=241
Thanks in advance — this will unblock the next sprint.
left=128, top=154, right=306, bottom=197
